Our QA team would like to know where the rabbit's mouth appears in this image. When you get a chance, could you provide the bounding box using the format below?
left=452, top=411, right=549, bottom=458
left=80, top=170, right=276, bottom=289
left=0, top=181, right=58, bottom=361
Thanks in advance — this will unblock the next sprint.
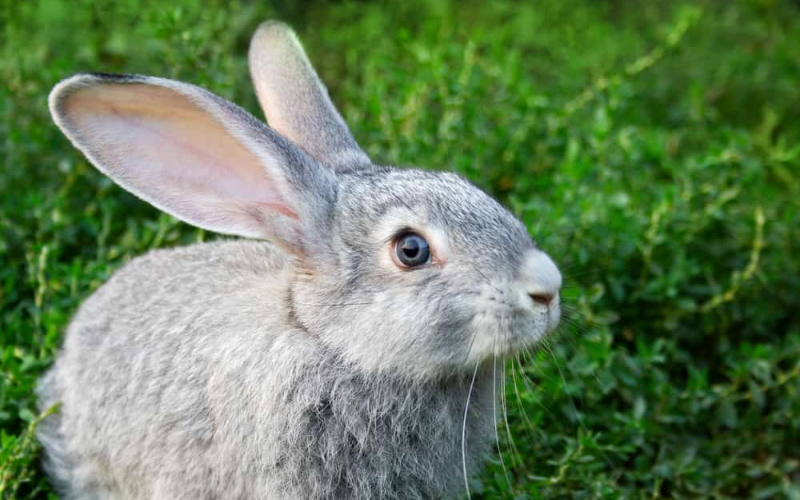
left=465, top=288, right=561, bottom=363
left=497, top=305, right=561, bottom=356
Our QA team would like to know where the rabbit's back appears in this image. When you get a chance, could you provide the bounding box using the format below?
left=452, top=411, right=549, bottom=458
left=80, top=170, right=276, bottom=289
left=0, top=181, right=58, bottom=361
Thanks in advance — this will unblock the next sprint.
left=37, top=240, right=301, bottom=499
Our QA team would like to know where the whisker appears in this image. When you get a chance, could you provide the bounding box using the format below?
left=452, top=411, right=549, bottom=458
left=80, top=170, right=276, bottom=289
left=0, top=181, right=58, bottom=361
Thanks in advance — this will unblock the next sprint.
left=492, top=338, right=514, bottom=496
left=500, top=362, right=522, bottom=470
left=462, top=360, right=480, bottom=500
left=518, top=346, right=557, bottom=388
left=561, top=268, right=604, bottom=280
left=515, top=354, right=554, bottom=419
left=543, top=344, right=615, bottom=470
left=510, top=358, right=538, bottom=442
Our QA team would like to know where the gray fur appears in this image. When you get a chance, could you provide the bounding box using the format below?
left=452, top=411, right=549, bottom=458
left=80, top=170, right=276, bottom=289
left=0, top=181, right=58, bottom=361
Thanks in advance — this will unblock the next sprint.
left=38, top=21, right=562, bottom=500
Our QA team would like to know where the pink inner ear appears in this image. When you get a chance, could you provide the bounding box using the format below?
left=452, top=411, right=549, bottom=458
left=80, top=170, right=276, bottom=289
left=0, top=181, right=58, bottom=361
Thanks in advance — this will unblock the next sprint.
left=63, top=83, right=299, bottom=237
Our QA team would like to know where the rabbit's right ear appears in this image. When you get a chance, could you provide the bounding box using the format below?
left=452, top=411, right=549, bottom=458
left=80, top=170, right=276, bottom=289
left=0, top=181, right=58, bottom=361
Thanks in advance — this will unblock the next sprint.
left=249, top=21, right=371, bottom=171
left=49, top=73, right=336, bottom=256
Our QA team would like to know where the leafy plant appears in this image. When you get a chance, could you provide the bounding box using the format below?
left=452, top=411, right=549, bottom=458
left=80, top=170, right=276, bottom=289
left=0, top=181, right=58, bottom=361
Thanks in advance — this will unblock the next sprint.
left=1, top=0, right=798, bottom=498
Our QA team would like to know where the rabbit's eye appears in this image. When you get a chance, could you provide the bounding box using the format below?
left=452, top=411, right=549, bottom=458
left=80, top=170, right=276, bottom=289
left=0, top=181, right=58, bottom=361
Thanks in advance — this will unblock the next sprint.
left=393, top=233, right=431, bottom=268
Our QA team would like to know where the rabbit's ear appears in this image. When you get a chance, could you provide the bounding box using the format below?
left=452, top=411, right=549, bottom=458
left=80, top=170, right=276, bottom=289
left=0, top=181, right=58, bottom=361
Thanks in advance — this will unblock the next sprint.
left=248, top=21, right=371, bottom=171
left=49, top=73, right=336, bottom=255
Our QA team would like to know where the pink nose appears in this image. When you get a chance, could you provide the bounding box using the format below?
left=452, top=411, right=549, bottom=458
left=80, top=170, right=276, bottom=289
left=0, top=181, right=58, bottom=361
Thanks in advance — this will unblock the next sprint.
left=528, top=292, right=553, bottom=307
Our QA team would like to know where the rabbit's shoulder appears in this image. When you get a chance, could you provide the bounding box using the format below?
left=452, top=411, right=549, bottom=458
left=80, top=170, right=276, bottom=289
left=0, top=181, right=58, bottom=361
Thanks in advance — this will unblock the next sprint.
left=109, top=238, right=290, bottom=295
left=66, top=239, right=293, bottom=345
left=127, top=238, right=288, bottom=278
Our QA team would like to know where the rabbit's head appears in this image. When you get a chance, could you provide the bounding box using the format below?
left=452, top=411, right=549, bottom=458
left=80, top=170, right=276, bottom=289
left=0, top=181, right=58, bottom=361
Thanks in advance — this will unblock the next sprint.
left=49, top=22, right=561, bottom=381
left=295, top=167, right=561, bottom=380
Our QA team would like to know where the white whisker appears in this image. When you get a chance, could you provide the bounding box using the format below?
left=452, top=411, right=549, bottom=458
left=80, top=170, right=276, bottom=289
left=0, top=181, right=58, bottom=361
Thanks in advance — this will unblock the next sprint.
left=493, top=338, right=513, bottom=495
left=501, top=362, right=521, bottom=468
left=462, top=360, right=480, bottom=500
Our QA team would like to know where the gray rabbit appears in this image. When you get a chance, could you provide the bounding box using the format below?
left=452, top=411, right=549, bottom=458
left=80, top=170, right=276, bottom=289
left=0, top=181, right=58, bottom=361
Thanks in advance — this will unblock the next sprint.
left=37, top=21, right=562, bottom=500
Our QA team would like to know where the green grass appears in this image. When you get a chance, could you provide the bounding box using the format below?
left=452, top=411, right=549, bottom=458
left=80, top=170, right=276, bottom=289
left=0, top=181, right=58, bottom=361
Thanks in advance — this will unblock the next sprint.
left=1, top=0, right=799, bottom=498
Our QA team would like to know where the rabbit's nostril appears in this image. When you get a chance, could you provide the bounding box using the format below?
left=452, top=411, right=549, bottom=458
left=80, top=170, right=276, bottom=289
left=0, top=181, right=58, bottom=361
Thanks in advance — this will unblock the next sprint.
left=528, top=292, right=553, bottom=307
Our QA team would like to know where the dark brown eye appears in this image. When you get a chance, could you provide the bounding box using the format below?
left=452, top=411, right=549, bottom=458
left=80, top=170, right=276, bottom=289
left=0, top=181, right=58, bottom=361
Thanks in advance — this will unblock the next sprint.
left=394, top=233, right=431, bottom=267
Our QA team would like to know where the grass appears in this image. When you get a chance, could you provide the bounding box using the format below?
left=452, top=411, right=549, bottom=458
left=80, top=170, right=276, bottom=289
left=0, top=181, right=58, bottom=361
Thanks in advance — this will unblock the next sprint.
left=1, top=0, right=799, bottom=498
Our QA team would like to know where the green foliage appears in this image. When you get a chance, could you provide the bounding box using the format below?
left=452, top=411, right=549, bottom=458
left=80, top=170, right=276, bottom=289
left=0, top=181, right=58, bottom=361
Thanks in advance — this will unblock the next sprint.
left=1, top=0, right=798, bottom=498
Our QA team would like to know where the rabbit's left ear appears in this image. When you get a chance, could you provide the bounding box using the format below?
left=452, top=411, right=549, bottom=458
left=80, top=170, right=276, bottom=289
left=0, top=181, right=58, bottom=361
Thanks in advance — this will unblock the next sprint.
left=248, top=21, right=371, bottom=171
left=49, top=73, right=337, bottom=256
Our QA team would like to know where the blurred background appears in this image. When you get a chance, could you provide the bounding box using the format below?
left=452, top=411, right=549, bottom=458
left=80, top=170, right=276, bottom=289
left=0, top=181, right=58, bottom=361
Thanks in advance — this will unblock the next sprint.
left=1, top=0, right=798, bottom=498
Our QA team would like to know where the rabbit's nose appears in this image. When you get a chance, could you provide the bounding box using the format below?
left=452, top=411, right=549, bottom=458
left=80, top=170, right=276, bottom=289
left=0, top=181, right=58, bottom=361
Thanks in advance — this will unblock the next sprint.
left=519, top=249, right=562, bottom=308
left=528, top=291, right=554, bottom=307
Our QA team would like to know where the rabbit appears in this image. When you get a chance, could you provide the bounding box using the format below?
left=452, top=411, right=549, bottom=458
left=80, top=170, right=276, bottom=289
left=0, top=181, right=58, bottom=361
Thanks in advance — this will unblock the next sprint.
left=36, top=20, right=562, bottom=500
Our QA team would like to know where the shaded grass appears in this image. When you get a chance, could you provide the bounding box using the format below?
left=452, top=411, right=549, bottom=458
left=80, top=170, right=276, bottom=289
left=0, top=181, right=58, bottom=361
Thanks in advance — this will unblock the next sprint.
left=1, top=0, right=799, bottom=498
